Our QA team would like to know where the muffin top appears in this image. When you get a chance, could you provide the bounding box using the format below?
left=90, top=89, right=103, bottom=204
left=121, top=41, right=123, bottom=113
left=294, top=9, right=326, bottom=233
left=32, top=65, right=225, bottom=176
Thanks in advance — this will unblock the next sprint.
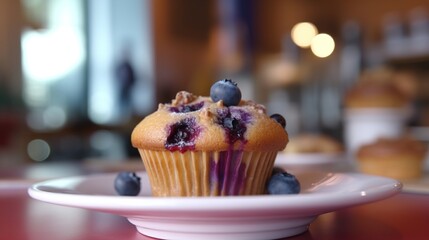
left=132, top=89, right=288, bottom=152
left=357, top=137, right=427, bottom=159
left=283, top=134, right=343, bottom=154
left=344, top=82, right=408, bottom=108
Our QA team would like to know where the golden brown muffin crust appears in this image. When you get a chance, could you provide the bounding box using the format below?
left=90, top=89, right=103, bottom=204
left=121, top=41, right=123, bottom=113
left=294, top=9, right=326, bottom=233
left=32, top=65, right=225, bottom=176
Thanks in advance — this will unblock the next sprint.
left=131, top=91, right=288, bottom=152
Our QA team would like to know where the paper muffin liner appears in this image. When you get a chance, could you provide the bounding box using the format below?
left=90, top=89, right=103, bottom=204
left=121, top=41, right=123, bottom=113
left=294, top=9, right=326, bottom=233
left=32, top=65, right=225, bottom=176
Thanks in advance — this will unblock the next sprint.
left=138, top=149, right=278, bottom=197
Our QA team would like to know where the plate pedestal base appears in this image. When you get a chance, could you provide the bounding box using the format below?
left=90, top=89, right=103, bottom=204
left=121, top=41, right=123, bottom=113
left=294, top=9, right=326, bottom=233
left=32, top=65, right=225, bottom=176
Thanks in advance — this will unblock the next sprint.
left=130, top=216, right=315, bottom=240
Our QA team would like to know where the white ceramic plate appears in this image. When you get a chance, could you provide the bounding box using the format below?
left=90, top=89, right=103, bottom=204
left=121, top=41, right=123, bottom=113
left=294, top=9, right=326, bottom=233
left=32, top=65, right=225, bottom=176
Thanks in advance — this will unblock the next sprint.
left=28, top=171, right=401, bottom=240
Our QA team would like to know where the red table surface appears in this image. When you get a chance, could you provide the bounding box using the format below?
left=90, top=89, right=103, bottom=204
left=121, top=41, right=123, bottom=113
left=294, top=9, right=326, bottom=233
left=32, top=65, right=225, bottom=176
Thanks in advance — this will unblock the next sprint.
left=3, top=185, right=429, bottom=240
left=1, top=163, right=429, bottom=240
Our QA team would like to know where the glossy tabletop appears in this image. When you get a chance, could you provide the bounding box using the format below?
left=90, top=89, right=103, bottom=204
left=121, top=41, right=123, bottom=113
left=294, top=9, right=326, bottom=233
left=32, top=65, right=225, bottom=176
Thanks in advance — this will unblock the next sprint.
left=1, top=162, right=429, bottom=240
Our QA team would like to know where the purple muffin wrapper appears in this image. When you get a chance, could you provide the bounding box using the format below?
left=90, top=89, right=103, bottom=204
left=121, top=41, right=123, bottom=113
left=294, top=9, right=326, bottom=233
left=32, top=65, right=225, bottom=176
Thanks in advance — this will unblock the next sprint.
left=138, top=149, right=277, bottom=197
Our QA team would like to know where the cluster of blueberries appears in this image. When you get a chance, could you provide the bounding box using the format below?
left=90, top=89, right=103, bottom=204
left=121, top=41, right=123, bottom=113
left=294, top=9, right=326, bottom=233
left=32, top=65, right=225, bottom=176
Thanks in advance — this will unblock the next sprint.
left=211, top=79, right=286, bottom=129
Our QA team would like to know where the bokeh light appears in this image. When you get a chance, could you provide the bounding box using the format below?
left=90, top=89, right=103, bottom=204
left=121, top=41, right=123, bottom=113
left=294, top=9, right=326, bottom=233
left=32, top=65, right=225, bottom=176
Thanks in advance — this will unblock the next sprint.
left=310, top=33, right=335, bottom=58
left=291, top=22, right=318, bottom=48
left=27, top=139, right=51, bottom=162
left=22, top=28, right=85, bottom=83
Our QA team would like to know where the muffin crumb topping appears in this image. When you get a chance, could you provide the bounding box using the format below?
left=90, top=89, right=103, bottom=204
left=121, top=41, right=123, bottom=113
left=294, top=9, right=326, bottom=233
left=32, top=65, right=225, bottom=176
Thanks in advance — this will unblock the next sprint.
left=172, top=91, right=198, bottom=106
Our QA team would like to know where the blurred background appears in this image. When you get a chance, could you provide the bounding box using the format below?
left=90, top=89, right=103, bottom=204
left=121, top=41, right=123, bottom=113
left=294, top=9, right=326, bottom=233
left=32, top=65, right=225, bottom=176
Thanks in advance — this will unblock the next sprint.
left=1, top=0, right=429, bottom=167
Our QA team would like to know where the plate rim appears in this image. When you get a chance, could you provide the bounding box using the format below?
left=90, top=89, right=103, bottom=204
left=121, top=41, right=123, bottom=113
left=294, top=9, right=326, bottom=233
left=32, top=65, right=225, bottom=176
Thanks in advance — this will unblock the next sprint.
left=28, top=171, right=402, bottom=214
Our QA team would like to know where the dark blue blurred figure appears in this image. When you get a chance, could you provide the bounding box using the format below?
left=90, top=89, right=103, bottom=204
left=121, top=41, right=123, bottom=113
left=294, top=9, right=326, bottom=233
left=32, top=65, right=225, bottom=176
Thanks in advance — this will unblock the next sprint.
left=115, top=48, right=136, bottom=111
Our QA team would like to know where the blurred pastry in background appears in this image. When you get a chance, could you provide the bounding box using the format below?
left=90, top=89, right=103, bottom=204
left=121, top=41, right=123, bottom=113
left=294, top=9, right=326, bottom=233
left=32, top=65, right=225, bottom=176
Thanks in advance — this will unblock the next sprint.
left=343, top=68, right=411, bottom=156
left=344, top=81, right=409, bottom=109
left=392, top=70, right=420, bottom=101
left=357, top=66, right=419, bottom=102
left=275, top=133, right=344, bottom=170
left=356, top=137, right=427, bottom=181
left=283, top=134, right=343, bottom=154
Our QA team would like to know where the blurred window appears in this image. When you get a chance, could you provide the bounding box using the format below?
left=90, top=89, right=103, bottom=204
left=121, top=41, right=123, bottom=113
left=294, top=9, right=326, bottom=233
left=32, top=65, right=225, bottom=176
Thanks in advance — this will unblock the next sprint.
left=21, top=0, right=86, bottom=131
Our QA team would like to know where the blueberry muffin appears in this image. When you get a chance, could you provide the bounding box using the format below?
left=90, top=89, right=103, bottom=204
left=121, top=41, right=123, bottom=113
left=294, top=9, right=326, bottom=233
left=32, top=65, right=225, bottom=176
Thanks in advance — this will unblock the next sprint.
left=131, top=79, right=289, bottom=196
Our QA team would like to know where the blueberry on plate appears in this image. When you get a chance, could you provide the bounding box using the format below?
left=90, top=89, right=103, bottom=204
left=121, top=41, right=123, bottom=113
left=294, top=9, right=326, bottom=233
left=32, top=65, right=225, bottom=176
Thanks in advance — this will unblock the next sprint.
left=210, top=79, right=242, bottom=107
left=114, top=171, right=141, bottom=196
left=267, top=171, right=300, bottom=195
left=270, top=113, right=286, bottom=129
